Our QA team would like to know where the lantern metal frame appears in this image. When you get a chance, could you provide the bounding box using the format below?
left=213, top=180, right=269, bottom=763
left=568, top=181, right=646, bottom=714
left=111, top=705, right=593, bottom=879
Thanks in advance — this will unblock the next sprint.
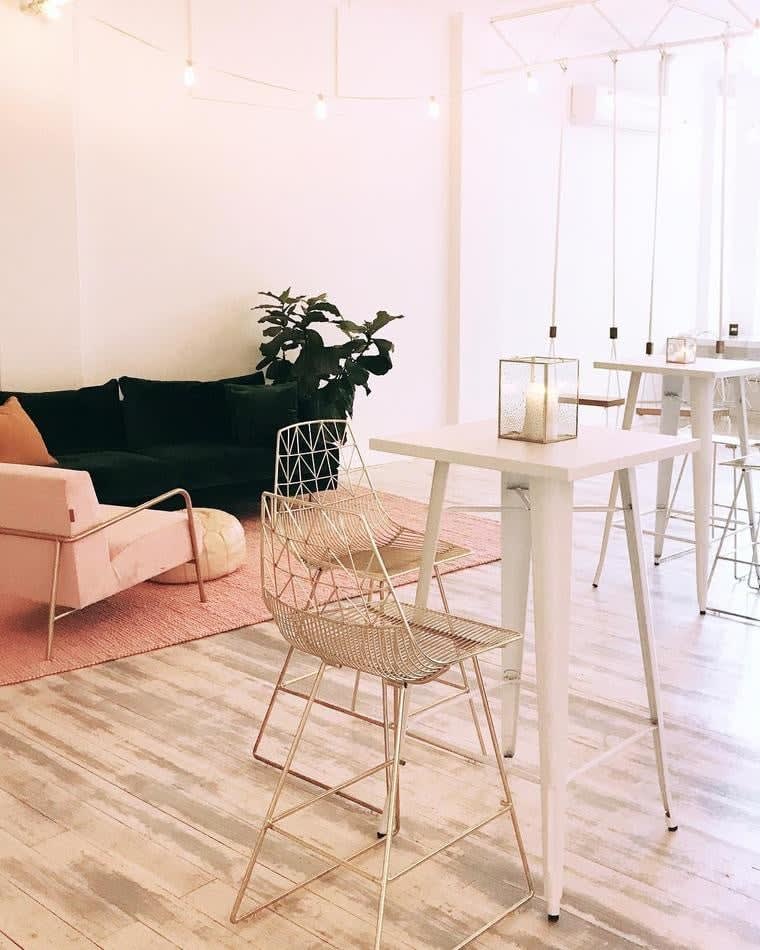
left=498, top=356, right=579, bottom=444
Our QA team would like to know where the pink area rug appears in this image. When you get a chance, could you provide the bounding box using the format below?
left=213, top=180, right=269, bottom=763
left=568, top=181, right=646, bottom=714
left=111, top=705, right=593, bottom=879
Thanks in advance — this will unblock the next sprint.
left=0, top=493, right=500, bottom=687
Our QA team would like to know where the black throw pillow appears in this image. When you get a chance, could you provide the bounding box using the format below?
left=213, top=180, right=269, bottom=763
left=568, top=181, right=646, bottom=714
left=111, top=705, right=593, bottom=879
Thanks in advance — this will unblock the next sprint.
left=225, top=382, right=298, bottom=450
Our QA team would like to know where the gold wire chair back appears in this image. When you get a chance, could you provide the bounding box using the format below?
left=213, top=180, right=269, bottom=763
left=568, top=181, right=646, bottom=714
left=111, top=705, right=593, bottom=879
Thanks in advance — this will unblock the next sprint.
left=274, top=420, right=453, bottom=576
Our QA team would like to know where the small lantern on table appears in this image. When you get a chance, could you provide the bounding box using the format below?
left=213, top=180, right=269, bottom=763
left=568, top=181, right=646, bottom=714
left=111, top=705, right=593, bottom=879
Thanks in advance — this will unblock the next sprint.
left=665, top=336, right=697, bottom=364
left=498, top=357, right=579, bottom=443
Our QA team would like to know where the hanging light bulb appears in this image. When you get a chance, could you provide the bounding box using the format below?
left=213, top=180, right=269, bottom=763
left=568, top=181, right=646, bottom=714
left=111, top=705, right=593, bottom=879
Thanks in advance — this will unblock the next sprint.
left=314, top=94, right=328, bottom=120
left=427, top=95, right=440, bottom=119
left=41, top=0, right=67, bottom=19
left=184, top=61, right=196, bottom=88
left=526, top=71, right=539, bottom=94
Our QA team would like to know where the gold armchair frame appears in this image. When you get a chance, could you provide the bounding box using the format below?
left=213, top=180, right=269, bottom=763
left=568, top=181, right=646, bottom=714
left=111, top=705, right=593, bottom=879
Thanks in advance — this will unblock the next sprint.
left=0, top=488, right=206, bottom=659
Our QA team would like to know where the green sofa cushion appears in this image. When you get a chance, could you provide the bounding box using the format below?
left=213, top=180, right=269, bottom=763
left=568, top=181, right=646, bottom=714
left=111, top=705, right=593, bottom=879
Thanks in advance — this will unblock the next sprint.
left=57, top=450, right=180, bottom=505
left=224, top=382, right=298, bottom=451
left=0, top=379, right=125, bottom=455
left=119, top=373, right=266, bottom=450
left=144, top=442, right=274, bottom=489
left=119, top=377, right=231, bottom=448
left=219, top=371, right=265, bottom=387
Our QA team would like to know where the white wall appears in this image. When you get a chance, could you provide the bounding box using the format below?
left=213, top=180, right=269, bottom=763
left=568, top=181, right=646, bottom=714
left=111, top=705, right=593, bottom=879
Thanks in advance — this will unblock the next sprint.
left=0, top=1, right=82, bottom=390
left=4, top=1, right=758, bottom=439
left=458, top=17, right=718, bottom=422
left=1, top=0, right=451, bottom=447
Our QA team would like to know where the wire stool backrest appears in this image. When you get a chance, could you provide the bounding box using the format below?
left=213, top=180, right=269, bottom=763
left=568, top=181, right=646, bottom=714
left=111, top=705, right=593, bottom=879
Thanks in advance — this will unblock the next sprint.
left=274, top=418, right=411, bottom=542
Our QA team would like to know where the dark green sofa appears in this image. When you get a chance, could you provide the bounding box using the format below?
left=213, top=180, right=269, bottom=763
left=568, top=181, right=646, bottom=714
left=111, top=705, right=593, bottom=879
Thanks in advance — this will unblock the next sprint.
left=0, top=374, right=298, bottom=506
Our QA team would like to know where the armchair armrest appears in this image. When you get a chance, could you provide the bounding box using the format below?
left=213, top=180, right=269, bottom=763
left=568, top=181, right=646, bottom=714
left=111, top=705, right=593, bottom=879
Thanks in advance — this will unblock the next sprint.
left=69, top=488, right=196, bottom=542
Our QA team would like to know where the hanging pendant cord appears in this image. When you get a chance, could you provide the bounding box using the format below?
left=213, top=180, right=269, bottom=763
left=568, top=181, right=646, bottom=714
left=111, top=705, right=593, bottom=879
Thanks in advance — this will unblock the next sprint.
left=646, top=49, right=666, bottom=356
left=610, top=54, right=619, bottom=344
left=716, top=37, right=729, bottom=356
left=549, top=63, right=568, bottom=355
left=186, top=0, right=193, bottom=66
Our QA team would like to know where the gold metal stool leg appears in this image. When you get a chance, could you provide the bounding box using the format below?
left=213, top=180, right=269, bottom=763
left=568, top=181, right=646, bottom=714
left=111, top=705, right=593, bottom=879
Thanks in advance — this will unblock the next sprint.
left=231, top=662, right=327, bottom=923
left=374, top=684, right=408, bottom=950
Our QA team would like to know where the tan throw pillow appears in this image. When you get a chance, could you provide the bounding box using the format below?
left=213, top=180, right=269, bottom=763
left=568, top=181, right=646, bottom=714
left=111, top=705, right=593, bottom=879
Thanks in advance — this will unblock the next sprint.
left=0, top=396, right=57, bottom=466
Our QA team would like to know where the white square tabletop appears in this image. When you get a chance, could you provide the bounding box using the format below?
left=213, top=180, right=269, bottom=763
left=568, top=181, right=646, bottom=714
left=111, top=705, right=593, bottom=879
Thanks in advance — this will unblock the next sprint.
left=370, top=422, right=699, bottom=482
left=594, top=355, right=760, bottom=379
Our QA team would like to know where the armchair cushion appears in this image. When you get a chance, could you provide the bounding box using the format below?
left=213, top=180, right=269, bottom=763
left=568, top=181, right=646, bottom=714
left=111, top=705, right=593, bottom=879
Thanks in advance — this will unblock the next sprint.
left=99, top=504, right=193, bottom=590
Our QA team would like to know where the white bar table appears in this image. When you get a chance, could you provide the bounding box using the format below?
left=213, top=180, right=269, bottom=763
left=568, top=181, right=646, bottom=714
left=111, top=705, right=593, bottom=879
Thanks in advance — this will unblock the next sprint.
left=370, top=422, right=698, bottom=921
left=593, top=356, right=760, bottom=612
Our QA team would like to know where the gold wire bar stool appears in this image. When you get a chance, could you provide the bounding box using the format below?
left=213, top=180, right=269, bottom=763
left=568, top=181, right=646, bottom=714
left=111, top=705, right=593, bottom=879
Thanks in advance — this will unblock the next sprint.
left=253, top=420, right=489, bottom=812
left=231, top=493, right=533, bottom=948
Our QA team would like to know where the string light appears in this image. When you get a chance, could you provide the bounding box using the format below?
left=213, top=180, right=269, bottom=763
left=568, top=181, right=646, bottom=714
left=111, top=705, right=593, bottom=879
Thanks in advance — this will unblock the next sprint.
left=526, top=71, right=539, bottom=93
left=427, top=95, right=440, bottom=119
left=184, top=62, right=196, bottom=88
left=37, top=0, right=69, bottom=19
left=314, top=93, right=328, bottom=120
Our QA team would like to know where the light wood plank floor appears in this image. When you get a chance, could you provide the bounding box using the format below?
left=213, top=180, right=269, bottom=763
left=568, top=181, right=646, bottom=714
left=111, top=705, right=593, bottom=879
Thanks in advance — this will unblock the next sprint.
left=1, top=457, right=759, bottom=948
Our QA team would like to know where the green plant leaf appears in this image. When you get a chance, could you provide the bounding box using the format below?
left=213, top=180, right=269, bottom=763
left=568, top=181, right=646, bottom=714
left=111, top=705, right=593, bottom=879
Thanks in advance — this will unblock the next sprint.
left=357, top=353, right=393, bottom=375
left=308, top=300, right=342, bottom=317
left=336, top=319, right=364, bottom=336
left=367, top=311, right=404, bottom=336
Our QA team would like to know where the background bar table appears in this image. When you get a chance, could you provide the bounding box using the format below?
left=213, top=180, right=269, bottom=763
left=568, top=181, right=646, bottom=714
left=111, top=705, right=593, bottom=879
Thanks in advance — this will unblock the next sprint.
left=370, top=422, right=698, bottom=921
left=593, top=355, right=760, bottom=612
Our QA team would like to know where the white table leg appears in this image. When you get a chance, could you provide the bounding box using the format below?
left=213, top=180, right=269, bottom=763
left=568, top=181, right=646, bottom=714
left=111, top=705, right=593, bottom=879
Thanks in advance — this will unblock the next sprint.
left=654, top=375, right=685, bottom=565
left=529, top=475, right=573, bottom=922
left=689, top=377, right=715, bottom=613
left=593, top=371, right=642, bottom=588
left=500, top=473, right=531, bottom=757
left=414, top=461, right=450, bottom=610
left=618, top=466, right=678, bottom=831
left=735, top=376, right=759, bottom=578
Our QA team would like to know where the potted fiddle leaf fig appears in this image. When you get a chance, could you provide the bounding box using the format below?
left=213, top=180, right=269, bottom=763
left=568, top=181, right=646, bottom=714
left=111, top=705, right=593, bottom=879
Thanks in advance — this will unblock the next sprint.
left=254, top=289, right=403, bottom=420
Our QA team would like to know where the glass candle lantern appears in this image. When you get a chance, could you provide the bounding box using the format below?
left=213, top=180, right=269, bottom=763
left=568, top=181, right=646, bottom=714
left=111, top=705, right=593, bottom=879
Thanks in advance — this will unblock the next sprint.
left=665, top=336, right=697, bottom=364
left=498, top=357, right=579, bottom=443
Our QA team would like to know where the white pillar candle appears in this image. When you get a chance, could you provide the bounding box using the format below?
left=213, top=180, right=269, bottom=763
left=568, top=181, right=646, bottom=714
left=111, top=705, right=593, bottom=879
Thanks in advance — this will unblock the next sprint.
left=522, top=378, right=558, bottom=442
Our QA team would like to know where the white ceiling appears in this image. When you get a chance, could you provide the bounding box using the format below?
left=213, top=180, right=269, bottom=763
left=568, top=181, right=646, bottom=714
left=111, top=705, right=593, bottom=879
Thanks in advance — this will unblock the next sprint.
left=485, top=0, right=760, bottom=70
left=340, top=1, right=760, bottom=68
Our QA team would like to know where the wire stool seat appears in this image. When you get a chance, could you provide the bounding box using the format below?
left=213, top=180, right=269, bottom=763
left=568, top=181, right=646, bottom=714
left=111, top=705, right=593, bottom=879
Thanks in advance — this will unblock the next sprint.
left=231, top=493, right=534, bottom=947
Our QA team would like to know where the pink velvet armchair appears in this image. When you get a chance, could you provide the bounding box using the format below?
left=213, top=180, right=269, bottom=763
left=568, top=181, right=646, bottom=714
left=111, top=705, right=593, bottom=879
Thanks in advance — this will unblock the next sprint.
left=0, top=464, right=206, bottom=659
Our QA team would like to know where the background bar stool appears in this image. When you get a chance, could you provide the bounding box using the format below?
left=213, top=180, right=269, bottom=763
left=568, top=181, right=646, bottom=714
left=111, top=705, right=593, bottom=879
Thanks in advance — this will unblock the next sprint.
left=231, top=493, right=533, bottom=948
left=707, top=453, right=760, bottom=621
left=253, top=420, right=488, bottom=812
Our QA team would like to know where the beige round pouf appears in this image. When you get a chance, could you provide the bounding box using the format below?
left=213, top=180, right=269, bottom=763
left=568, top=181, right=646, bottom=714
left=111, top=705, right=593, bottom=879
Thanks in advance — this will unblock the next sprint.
left=153, top=508, right=246, bottom=584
